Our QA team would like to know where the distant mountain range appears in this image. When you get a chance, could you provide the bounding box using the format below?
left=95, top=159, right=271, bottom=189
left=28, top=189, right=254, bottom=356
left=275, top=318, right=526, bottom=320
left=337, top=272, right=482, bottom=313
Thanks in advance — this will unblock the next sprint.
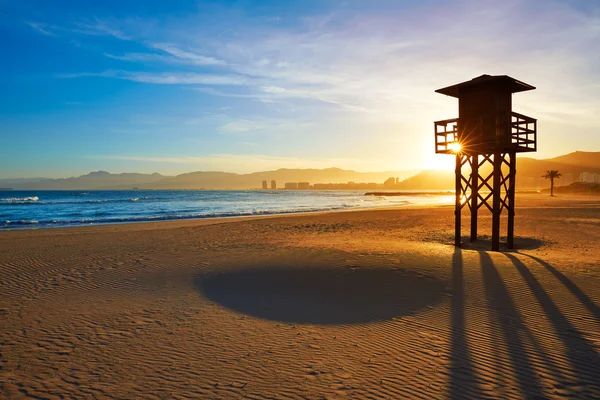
left=1, top=171, right=170, bottom=190
left=144, top=168, right=419, bottom=190
left=392, top=151, right=600, bottom=190
left=0, top=168, right=417, bottom=190
left=1, top=151, right=598, bottom=190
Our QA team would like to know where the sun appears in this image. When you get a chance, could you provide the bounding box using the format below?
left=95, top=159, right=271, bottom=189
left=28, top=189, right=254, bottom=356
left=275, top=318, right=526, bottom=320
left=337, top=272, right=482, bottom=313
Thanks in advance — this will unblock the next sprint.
left=448, top=141, right=462, bottom=153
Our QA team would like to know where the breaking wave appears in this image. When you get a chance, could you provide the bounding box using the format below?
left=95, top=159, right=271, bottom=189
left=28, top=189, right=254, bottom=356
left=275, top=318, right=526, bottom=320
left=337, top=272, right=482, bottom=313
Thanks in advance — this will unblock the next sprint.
left=0, top=197, right=146, bottom=206
left=0, top=205, right=355, bottom=229
left=0, top=196, right=39, bottom=203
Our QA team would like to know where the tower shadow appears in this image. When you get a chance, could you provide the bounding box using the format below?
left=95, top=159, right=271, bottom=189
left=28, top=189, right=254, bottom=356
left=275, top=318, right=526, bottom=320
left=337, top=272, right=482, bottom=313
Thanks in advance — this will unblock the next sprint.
left=505, top=253, right=600, bottom=397
left=479, top=251, right=546, bottom=399
left=194, top=265, right=446, bottom=325
left=449, top=249, right=484, bottom=399
left=521, top=254, right=600, bottom=322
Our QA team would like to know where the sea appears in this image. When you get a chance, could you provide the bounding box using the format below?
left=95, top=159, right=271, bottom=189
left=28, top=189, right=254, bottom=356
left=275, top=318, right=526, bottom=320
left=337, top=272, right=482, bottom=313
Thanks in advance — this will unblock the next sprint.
left=0, top=190, right=453, bottom=230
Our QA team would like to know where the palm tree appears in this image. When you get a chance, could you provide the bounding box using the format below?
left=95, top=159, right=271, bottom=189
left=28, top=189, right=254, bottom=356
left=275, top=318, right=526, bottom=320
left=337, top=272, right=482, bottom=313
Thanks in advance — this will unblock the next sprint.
left=542, top=170, right=562, bottom=196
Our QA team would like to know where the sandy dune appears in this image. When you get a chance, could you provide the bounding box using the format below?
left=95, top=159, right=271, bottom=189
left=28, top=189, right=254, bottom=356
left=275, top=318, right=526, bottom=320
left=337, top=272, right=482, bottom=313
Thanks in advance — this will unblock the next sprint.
left=1, top=194, right=599, bottom=399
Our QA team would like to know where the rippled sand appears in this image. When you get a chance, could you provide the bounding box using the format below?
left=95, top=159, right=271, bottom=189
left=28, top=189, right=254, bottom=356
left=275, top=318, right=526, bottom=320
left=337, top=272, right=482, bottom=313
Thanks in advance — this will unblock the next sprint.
left=1, top=194, right=599, bottom=399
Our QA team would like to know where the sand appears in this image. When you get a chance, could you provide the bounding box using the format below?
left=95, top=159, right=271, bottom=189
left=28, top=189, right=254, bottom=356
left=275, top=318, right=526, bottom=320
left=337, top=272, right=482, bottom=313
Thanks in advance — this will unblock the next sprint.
left=1, top=194, right=599, bottom=399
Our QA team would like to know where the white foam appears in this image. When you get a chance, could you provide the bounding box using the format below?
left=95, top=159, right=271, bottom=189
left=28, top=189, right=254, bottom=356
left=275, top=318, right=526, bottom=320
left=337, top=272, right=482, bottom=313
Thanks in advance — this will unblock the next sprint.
left=1, top=196, right=39, bottom=202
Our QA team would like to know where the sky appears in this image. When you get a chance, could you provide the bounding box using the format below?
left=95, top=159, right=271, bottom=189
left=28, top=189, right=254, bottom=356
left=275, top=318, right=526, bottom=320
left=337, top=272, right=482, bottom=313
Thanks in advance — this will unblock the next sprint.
left=1, top=0, right=599, bottom=178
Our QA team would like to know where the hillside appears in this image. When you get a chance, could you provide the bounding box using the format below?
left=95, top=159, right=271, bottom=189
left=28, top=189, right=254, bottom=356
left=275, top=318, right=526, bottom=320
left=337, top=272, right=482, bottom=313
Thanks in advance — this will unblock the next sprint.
left=4, top=169, right=416, bottom=190
left=144, top=168, right=418, bottom=190
left=10, top=171, right=168, bottom=190
left=544, top=182, right=600, bottom=195
left=395, top=170, right=455, bottom=190
left=547, top=151, right=600, bottom=169
left=398, top=151, right=600, bottom=190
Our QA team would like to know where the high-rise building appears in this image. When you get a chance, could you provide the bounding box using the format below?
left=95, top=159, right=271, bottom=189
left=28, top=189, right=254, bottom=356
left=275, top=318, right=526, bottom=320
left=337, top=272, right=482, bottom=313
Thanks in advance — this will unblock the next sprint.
left=298, top=182, right=310, bottom=190
left=284, top=182, right=298, bottom=189
left=383, top=177, right=396, bottom=188
left=261, top=180, right=268, bottom=189
left=579, top=172, right=600, bottom=183
left=271, top=180, right=276, bottom=189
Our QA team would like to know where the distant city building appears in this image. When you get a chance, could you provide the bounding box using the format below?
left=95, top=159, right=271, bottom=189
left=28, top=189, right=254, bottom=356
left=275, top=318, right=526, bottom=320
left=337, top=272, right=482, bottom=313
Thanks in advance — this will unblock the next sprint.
left=298, top=182, right=310, bottom=190
left=271, top=180, right=276, bottom=189
left=579, top=172, right=600, bottom=183
left=313, top=182, right=379, bottom=190
left=261, top=180, right=268, bottom=189
left=284, top=182, right=298, bottom=189
left=384, top=177, right=396, bottom=188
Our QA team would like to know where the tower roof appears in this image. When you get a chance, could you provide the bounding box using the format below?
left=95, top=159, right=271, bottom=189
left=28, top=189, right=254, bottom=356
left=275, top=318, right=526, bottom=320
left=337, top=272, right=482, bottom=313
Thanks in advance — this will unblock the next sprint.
left=435, top=74, right=535, bottom=98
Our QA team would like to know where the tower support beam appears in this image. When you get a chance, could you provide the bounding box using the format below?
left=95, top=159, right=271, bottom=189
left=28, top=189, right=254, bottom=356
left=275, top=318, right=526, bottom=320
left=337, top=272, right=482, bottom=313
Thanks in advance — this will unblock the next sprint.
left=470, top=155, right=479, bottom=242
left=455, top=153, right=462, bottom=247
left=507, top=152, right=516, bottom=248
left=492, top=152, right=502, bottom=251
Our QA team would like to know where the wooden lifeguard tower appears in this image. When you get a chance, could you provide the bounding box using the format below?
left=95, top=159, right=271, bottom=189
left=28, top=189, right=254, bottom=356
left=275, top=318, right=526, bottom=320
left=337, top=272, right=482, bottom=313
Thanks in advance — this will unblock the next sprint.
left=434, top=75, right=537, bottom=251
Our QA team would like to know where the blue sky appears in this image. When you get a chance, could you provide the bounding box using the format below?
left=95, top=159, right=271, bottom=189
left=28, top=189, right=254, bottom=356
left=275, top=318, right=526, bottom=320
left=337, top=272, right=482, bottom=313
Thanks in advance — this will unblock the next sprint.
left=1, top=0, right=599, bottom=178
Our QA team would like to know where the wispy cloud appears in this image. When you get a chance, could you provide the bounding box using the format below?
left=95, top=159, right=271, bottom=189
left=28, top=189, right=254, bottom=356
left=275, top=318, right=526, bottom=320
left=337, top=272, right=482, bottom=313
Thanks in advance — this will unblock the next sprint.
left=218, top=120, right=266, bottom=134
left=104, top=52, right=173, bottom=63
left=58, top=70, right=249, bottom=85
left=105, top=43, right=226, bottom=66
left=148, top=42, right=226, bottom=66
left=71, top=18, right=131, bottom=40
left=24, top=21, right=57, bottom=36
left=217, top=118, right=314, bottom=135
left=26, top=17, right=133, bottom=40
left=115, top=71, right=248, bottom=85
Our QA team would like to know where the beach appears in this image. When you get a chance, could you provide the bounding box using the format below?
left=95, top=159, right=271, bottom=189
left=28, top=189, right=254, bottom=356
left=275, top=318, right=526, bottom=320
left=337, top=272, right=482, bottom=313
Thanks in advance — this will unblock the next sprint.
left=1, top=194, right=599, bottom=399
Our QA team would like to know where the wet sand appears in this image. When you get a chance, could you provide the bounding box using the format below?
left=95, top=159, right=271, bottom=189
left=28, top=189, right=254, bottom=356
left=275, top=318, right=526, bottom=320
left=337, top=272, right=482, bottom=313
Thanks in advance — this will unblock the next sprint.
left=1, top=194, right=599, bottom=399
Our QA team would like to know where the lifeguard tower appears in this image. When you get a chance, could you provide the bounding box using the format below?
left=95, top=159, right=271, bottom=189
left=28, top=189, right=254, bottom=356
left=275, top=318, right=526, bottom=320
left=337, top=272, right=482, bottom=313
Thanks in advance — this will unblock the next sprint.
left=434, top=75, right=537, bottom=251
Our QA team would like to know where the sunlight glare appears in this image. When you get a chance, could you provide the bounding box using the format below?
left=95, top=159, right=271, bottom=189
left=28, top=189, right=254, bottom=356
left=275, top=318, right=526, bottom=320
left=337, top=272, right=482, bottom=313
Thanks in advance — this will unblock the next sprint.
left=448, top=141, right=462, bottom=153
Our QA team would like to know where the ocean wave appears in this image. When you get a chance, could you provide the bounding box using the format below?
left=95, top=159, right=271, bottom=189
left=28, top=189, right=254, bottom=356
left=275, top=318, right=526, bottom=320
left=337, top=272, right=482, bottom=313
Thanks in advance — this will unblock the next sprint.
left=0, top=196, right=39, bottom=203
left=0, top=205, right=357, bottom=229
left=3, top=219, right=39, bottom=225
left=0, top=198, right=147, bottom=206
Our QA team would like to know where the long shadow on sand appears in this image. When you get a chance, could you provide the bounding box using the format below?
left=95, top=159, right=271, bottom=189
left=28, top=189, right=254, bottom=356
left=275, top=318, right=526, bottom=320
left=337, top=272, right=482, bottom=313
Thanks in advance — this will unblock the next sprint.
left=479, top=251, right=546, bottom=398
left=522, top=254, right=600, bottom=322
left=449, top=249, right=484, bottom=399
left=449, top=249, right=600, bottom=399
left=505, top=253, right=600, bottom=394
left=195, top=266, right=447, bottom=325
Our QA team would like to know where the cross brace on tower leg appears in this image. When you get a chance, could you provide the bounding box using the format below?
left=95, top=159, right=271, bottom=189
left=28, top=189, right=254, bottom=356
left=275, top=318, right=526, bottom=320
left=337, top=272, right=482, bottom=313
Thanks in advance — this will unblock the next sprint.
left=454, top=152, right=516, bottom=250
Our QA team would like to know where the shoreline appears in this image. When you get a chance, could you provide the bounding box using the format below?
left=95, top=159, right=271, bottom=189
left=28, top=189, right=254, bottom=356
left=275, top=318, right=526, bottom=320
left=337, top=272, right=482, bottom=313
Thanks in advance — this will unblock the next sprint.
left=0, top=202, right=453, bottom=234
left=0, top=197, right=454, bottom=232
left=2, top=192, right=596, bottom=234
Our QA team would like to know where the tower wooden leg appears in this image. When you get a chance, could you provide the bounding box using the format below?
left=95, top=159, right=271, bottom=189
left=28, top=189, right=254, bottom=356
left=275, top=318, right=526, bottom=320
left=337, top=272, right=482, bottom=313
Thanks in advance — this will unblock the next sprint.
left=470, top=154, right=478, bottom=242
left=507, top=152, right=516, bottom=249
left=492, top=153, right=501, bottom=251
left=455, top=153, right=462, bottom=247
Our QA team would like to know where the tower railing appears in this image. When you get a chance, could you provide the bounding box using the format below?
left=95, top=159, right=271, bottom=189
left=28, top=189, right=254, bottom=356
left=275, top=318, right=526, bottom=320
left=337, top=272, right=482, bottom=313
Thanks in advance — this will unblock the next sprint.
left=435, top=112, right=536, bottom=154
left=511, top=112, right=537, bottom=152
left=434, top=118, right=459, bottom=154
